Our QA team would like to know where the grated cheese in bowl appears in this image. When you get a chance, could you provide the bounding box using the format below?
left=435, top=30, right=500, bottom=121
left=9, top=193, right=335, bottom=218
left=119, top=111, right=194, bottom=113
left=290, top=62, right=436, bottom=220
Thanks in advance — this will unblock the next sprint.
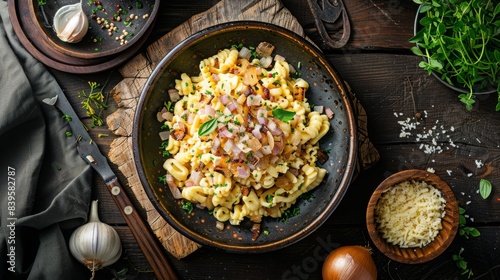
left=374, top=180, right=446, bottom=248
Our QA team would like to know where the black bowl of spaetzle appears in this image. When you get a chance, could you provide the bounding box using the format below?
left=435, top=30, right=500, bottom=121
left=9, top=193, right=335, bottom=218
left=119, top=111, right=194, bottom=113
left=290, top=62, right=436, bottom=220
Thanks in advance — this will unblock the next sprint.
left=132, top=21, right=357, bottom=252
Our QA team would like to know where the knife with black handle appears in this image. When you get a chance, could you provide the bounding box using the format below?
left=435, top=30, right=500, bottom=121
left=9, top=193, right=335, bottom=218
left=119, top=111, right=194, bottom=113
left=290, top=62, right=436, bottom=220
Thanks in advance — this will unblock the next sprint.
left=43, top=93, right=178, bottom=280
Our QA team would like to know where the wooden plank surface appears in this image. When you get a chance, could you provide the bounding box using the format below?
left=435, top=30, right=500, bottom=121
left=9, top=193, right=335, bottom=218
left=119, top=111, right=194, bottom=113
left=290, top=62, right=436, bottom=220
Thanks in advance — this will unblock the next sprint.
left=82, top=52, right=500, bottom=280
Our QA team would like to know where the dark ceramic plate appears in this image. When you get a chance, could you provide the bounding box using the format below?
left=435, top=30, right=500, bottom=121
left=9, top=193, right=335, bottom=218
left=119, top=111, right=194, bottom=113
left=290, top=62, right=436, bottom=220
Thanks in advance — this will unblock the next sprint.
left=133, top=21, right=357, bottom=252
left=31, top=0, right=158, bottom=59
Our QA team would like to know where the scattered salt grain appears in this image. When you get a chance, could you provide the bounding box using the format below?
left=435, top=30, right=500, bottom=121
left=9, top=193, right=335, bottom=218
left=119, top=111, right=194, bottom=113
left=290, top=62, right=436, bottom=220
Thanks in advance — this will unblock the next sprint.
left=449, top=139, right=456, bottom=148
left=446, top=170, right=452, bottom=176
left=466, top=201, right=472, bottom=205
left=396, top=112, right=458, bottom=154
left=427, top=167, right=435, bottom=173
left=475, top=159, right=484, bottom=168
left=467, top=173, right=473, bottom=177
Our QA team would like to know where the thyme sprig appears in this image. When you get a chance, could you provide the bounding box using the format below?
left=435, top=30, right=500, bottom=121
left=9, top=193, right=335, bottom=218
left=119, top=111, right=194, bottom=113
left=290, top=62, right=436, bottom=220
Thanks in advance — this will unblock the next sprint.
left=78, top=81, right=109, bottom=127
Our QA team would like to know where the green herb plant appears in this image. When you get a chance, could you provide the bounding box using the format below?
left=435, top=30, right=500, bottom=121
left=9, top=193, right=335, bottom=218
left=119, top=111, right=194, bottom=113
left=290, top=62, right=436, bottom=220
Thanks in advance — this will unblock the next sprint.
left=409, top=0, right=500, bottom=111
left=78, top=81, right=108, bottom=127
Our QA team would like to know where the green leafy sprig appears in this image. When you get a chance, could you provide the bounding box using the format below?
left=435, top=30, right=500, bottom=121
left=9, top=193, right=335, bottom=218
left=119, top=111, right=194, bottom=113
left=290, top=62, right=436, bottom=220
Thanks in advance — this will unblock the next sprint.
left=452, top=207, right=480, bottom=278
left=410, top=0, right=500, bottom=111
left=452, top=247, right=474, bottom=278
left=458, top=207, right=480, bottom=239
left=78, top=81, right=109, bottom=127
left=272, top=108, right=295, bottom=122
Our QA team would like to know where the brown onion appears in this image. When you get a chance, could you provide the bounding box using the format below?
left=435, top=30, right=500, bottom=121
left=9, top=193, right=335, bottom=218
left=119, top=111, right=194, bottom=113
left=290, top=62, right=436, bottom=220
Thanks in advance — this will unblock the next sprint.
left=322, top=246, right=377, bottom=280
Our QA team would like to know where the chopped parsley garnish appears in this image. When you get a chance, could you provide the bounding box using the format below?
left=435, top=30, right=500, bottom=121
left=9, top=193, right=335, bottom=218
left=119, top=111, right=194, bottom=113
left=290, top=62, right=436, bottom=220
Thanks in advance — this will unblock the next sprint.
left=280, top=206, right=300, bottom=223
left=158, top=174, right=167, bottom=184
left=78, top=81, right=108, bottom=128
left=181, top=201, right=194, bottom=214
left=62, top=114, right=72, bottom=121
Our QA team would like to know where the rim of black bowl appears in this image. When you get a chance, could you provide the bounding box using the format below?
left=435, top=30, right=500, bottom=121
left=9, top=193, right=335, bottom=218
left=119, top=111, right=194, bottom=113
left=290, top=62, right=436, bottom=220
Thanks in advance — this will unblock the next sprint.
left=132, top=20, right=357, bottom=253
left=413, top=5, right=497, bottom=95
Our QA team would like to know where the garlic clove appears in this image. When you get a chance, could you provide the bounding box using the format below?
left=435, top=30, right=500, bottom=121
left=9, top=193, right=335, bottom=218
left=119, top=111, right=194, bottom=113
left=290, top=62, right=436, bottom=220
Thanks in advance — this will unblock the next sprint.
left=53, top=2, right=89, bottom=43
left=69, top=200, right=122, bottom=277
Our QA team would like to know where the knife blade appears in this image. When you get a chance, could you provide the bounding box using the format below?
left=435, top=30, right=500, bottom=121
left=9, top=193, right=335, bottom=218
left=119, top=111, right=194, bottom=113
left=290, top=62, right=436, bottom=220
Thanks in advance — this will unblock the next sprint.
left=42, top=92, right=177, bottom=280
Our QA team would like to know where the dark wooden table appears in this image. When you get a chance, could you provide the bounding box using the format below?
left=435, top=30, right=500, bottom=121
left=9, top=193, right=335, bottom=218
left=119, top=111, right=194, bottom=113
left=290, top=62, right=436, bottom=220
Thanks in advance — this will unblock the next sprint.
left=46, top=1, right=500, bottom=279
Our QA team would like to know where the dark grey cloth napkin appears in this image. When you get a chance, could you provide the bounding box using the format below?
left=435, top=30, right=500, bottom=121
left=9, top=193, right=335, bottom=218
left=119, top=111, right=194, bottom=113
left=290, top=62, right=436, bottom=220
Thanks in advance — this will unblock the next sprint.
left=0, top=1, right=93, bottom=279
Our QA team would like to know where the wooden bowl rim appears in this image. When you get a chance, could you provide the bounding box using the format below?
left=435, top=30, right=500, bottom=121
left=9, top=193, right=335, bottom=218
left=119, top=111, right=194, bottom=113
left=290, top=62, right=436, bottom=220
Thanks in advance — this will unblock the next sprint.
left=366, top=169, right=459, bottom=264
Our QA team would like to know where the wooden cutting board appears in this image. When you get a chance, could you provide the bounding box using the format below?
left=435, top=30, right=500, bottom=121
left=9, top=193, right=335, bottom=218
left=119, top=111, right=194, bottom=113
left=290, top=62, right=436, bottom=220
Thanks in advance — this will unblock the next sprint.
left=105, top=0, right=311, bottom=259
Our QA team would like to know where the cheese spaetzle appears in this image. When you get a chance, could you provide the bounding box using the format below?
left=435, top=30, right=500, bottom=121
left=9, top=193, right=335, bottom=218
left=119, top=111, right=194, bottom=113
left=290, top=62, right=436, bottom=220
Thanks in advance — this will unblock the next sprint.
left=159, top=42, right=332, bottom=232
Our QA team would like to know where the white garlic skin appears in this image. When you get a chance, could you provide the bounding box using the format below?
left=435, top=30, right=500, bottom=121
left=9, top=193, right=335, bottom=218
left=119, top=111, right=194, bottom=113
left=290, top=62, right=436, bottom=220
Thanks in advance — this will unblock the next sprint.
left=69, top=200, right=122, bottom=271
left=53, top=2, right=89, bottom=43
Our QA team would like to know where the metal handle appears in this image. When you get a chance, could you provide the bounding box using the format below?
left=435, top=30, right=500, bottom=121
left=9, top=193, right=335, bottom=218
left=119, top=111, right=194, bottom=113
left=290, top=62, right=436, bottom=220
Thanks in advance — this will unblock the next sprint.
left=106, top=177, right=178, bottom=280
left=306, top=0, right=351, bottom=49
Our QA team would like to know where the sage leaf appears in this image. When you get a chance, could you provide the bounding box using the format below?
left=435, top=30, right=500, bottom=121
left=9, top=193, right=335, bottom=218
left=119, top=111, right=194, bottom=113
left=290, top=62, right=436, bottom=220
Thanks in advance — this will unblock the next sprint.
left=468, top=227, right=480, bottom=238
left=479, top=178, right=492, bottom=199
left=198, top=118, right=218, bottom=136
left=272, top=108, right=295, bottom=122
left=410, top=46, right=423, bottom=56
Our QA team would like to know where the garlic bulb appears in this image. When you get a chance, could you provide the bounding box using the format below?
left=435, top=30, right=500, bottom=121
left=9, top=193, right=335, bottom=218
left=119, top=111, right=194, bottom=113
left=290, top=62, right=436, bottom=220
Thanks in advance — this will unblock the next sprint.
left=69, top=200, right=122, bottom=279
left=53, top=0, right=89, bottom=43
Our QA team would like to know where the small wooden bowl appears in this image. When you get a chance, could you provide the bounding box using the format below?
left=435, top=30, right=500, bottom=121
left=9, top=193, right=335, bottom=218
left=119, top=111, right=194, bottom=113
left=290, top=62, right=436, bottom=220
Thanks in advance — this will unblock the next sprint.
left=366, top=169, right=459, bottom=264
